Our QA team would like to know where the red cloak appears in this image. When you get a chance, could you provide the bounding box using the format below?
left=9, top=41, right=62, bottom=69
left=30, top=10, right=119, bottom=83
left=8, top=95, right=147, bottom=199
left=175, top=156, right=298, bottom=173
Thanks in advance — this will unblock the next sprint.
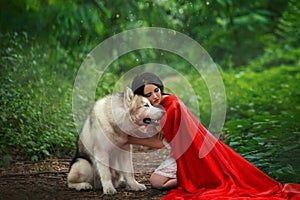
left=160, top=94, right=300, bottom=200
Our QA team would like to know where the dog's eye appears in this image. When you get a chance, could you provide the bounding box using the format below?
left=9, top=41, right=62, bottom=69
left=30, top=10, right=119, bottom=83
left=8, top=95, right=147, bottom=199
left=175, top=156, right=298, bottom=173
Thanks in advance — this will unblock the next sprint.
left=144, top=104, right=150, bottom=107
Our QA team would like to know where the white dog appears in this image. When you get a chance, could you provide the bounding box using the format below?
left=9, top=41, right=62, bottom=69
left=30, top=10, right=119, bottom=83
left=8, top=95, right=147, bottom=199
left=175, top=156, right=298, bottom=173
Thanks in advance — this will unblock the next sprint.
left=67, top=87, right=165, bottom=194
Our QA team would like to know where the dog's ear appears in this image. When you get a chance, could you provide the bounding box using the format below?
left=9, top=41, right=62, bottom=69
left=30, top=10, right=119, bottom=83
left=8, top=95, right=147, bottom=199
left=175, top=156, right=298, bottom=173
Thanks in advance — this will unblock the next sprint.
left=124, top=87, right=134, bottom=106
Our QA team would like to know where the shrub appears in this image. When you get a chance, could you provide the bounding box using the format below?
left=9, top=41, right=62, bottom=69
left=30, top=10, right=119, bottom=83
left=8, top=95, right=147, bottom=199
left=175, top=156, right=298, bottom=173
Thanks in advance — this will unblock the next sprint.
left=0, top=32, right=77, bottom=162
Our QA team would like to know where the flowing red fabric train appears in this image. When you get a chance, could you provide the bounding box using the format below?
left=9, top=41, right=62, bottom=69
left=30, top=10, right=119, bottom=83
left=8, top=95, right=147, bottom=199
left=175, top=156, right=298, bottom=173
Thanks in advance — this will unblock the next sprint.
left=159, top=95, right=300, bottom=200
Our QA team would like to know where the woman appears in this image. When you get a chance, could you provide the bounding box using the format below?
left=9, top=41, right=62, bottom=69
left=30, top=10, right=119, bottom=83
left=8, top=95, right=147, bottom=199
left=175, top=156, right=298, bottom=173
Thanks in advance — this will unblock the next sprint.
left=129, top=72, right=177, bottom=190
left=128, top=72, right=300, bottom=199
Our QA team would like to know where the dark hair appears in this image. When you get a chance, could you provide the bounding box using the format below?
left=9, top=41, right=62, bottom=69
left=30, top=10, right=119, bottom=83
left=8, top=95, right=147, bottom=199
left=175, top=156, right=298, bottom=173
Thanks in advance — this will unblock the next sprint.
left=131, top=72, right=165, bottom=96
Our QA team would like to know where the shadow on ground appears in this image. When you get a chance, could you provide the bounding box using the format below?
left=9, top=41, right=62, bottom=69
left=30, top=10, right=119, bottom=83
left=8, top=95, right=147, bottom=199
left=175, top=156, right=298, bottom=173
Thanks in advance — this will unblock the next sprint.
left=0, top=147, right=170, bottom=200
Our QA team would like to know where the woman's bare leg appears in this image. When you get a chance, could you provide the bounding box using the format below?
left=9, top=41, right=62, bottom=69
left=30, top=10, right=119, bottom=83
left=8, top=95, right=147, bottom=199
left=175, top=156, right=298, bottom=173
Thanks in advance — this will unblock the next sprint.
left=150, top=172, right=177, bottom=190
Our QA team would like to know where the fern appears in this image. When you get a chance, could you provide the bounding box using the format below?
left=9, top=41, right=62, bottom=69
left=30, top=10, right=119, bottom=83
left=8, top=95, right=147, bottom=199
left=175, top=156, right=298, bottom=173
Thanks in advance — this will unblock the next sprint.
left=275, top=0, right=300, bottom=47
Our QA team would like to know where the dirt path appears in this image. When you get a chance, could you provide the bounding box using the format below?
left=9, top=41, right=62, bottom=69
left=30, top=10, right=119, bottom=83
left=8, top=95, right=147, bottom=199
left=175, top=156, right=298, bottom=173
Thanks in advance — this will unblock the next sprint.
left=0, top=147, right=170, bottom=200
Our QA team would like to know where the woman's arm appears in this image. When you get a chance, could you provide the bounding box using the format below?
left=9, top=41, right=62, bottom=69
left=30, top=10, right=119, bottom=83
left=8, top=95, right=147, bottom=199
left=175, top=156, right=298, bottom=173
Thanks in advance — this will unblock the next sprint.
left=127, top=135, right=165, bottom=149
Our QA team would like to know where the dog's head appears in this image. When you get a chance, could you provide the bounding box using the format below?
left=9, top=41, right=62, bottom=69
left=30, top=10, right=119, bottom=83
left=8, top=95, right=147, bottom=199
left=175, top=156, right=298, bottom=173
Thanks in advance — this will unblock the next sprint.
left=124, top=87, right=165, bottom=126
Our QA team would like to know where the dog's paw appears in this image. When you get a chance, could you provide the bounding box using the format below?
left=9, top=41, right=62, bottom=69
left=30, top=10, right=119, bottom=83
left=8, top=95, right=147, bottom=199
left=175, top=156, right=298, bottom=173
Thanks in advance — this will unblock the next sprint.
left=128, top=182, right=147, bottom=191
left=103, top=186, right=117, bottom=195
left=113, top=179, right=126, bottom=189
left=68, top=182, right=93, bottom=191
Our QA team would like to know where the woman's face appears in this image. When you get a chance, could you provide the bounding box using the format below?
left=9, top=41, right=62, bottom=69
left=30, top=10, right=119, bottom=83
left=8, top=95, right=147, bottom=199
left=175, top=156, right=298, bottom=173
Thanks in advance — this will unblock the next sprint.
left=143, top=84, right=162, bottom=105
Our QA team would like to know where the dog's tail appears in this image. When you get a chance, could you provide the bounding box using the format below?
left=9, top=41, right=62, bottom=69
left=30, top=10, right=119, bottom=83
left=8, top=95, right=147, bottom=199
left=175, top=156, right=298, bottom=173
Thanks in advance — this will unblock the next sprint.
left=69, top=130, right=93, bottom=171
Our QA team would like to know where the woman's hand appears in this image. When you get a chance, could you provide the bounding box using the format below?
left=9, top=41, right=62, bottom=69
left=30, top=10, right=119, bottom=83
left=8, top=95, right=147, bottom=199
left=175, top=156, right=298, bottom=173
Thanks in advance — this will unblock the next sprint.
left=127, top=135, right=165, bottom=149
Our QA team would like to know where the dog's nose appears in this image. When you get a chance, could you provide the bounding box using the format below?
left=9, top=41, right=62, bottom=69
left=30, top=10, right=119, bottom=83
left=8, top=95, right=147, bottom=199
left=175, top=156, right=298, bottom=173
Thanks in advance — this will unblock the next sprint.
left=161, top=110, right=166, bottom=115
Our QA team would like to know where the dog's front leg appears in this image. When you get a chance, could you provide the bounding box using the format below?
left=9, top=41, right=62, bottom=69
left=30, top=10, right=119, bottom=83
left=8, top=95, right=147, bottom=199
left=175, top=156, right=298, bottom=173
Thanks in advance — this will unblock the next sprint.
left=94, top=153, right=117, bottom=195
left=119, top=144, right=146, bottom=191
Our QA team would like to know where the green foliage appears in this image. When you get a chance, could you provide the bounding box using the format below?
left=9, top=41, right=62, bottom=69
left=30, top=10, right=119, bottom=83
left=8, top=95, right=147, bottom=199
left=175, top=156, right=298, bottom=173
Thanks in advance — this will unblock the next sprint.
left=0, top=0, right=291, bottom=68
left=201, top=0, right=288, bottom=68
left=223, top=65, right=300, bottom=183
left=276, top=0, right=300, bottom=47
left=0, top=32, right=77, bottom=161
left=0, top=0, right=107, bottom=47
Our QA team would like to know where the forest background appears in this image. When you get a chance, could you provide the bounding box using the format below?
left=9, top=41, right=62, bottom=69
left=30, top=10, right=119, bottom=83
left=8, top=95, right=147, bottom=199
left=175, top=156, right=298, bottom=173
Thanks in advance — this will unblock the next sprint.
left=0, top=0, right=299, bottom=183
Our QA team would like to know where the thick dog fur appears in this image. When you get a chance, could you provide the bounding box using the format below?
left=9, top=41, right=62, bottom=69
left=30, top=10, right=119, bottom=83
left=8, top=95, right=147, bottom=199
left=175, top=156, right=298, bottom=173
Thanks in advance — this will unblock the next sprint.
left=67, top=87, right=165, bottom=194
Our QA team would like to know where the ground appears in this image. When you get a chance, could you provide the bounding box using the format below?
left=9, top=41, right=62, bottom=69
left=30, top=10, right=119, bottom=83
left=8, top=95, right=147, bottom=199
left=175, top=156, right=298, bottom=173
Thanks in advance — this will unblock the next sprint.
left=0, top=146, right=170, bottom=200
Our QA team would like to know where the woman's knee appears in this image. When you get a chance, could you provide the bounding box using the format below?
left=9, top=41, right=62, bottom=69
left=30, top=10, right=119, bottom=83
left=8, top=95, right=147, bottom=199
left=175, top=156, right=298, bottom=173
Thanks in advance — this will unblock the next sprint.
left=150, top=173, right=166, bottom=189
left=150, top=173, right=177, bottom=189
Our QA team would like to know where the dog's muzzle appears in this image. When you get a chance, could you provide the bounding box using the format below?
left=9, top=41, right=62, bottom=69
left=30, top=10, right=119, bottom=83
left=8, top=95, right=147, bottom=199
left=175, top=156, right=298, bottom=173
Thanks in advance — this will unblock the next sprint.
left=143, top=110, right=165, bottom=126
left=143, top=118, right=160, bottom=126
left=143, top=118, right=152, bottom=124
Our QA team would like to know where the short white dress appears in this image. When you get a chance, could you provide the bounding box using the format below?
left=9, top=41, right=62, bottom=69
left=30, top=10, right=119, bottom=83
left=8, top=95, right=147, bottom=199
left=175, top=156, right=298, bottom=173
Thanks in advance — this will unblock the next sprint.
left=154, top=139, right=177, bottom=179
